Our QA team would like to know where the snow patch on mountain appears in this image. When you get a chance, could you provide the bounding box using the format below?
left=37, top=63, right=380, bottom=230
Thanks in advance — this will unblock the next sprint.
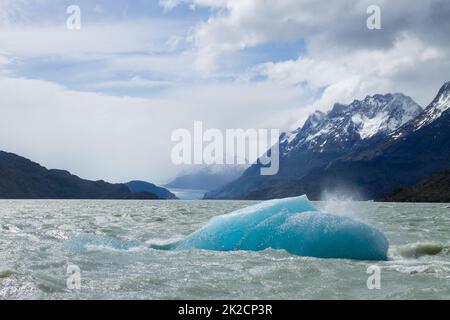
left=415, top=81, right=450, bottom=131
left=281, top=93, right=422, bottom=154
left=352, top=112, right=387, bottom=139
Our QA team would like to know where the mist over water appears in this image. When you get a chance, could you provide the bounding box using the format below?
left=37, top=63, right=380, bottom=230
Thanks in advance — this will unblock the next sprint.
left=318, top=189, right=378, bottom=220
left=1, top=200, right=449, bottom=299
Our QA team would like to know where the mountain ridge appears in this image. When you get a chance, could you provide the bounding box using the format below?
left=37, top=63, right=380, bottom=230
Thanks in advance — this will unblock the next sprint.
left=126, top=180, right=177, bottom=199
left=0, top=151, right=164, bottom=200
left=379, top=170, right=450, bottom=203
left=205, top=82, right=450, bottom=201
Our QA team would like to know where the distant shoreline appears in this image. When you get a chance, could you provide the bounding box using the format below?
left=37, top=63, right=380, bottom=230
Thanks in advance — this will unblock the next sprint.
left=167, top=188, right=208, bottom=200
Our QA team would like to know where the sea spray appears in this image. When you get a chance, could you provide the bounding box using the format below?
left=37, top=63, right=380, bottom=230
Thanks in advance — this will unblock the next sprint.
left=318, top=189, right=379, bottom=220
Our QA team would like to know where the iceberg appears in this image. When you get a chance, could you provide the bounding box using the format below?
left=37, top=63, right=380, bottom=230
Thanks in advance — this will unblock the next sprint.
left=175, top=196, right=388, bottom=261
left=65, top=196, right=389, bottom=261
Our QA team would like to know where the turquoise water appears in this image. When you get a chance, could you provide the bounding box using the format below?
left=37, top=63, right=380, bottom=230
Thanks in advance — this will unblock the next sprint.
left=1, top=200, right=449, bottom=299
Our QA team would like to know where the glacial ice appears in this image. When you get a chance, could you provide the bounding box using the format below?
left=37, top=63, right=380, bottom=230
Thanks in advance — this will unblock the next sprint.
left=175, top=196, right=389, bottom=261
left=65, top=196, right=389, bottom=261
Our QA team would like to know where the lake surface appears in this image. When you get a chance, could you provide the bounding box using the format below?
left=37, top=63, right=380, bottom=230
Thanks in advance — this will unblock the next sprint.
left=0, top=200, right=449, bottom=299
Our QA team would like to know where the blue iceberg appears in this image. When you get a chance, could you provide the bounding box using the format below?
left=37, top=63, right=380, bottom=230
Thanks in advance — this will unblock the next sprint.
left=65, top=196, right=389, bottom=261
left=175, top=196, right=388, bottom=261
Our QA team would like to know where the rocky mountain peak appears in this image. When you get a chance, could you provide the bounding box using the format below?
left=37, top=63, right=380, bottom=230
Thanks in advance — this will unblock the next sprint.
left=283, top=93, right=422, bottom=154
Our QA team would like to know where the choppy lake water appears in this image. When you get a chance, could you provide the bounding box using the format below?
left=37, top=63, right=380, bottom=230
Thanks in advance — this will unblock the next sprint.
left=1, top=200, right=449, bottom=300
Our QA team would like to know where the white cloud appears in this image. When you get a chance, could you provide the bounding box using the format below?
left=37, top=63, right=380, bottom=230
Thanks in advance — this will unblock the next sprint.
left=159, top=0, right=228, bottom=11
left=0, top=75, right=307, bottom=182
left=92, top=76, right=174, bottom=89
left=0, top=76, right=178, bottom=183
left=165, top=0, right=450, bottom=128
left=172, top=0, right=450, bottom=76
left=0, top=16, right=197, bottom=92
left=180, top=0, right=359, bottom=73
left=255, top=34, right=446, bottom=113
left=0, top=55, right=11, bottom=65
left=0, top=20, right=188, bottom=58
left=104, top=51, right=199, bottom=80
left=0, top=0, right=30, bottom=26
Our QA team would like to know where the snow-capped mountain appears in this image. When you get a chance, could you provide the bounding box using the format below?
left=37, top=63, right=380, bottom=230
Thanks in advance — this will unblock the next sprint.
left=206, top=92, right=423, bottom=200
left=416, top=81, right=450, bottom=129
left=206, top=82, right=450, bottom=200
left=281, top=93, right=422, bottom=155
left=208, top=81, right=450, bottom=200
left=391, top=81, right=450, bottom=139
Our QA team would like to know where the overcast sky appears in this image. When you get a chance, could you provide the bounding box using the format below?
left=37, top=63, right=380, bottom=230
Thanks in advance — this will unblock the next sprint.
left=0, top=0, right=449, bottom=184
